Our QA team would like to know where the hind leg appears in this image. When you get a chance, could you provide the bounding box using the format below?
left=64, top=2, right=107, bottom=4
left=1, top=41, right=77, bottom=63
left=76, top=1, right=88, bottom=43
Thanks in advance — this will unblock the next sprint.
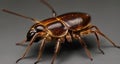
left=91, top=26, right=120, bottom=48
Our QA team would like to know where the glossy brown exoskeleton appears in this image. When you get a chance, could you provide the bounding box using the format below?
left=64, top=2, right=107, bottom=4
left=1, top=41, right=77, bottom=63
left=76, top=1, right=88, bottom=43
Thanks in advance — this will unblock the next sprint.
left=2, top=0, right=120, bottom=64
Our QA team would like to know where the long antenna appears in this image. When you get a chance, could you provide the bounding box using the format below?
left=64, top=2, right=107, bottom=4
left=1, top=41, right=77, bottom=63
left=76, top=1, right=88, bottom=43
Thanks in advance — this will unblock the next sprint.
left=2, top=9, right=39, bottom=23
left=40, top=0, right=57, bottom=17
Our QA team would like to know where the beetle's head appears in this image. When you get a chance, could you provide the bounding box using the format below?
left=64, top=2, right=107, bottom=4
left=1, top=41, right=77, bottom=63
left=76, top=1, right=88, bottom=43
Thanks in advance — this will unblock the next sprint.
left=26, top=23, right=46, bottom=42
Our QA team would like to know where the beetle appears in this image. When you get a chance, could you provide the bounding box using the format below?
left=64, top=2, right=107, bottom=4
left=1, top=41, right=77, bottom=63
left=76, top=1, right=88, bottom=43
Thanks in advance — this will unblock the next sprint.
left=2, top=0, right=120, bottom=64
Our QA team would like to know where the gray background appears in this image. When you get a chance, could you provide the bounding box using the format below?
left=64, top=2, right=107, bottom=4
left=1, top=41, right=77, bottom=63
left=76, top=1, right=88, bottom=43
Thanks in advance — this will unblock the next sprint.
left=0, top=0, right=120, bottom=64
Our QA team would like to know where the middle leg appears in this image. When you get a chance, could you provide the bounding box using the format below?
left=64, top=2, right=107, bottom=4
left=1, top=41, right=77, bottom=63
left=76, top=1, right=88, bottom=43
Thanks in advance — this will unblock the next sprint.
left=34, top=37, right=47, bottom=64
left=51, top=38, right=61, bottom=64
left=66, top=33, right=72, bottom=43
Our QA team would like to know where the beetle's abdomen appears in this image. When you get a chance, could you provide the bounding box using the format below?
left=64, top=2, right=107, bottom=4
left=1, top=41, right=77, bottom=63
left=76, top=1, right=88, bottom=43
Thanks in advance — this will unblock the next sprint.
left=41, top=12, right=91, bottom=37
left=58, top=12, right=91, bottom=31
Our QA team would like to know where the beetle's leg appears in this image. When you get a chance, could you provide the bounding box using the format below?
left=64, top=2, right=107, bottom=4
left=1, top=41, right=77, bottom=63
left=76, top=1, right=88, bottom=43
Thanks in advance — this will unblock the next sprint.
left=97, top=30, right=120, bottom=48
left=34, top=37, right=47, bottom=64
left=16, top=33, right=38, bottom=63
left=66, top=33, right=72, bottom=43
left=90, top=31, right=104, bottom=54
left=16, top=38, right=27, bottom=46
left=91, top=26, right=120, bottom=48
left=51, top=38, right=61, bottom=64
left=76, top=35, right=93, bottom=61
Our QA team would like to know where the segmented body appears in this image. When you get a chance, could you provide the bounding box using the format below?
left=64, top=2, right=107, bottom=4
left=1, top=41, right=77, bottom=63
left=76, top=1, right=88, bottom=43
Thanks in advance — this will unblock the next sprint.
left=29, top=12, right=91, bottom=37
left=41, top=12, right=91, bottom=30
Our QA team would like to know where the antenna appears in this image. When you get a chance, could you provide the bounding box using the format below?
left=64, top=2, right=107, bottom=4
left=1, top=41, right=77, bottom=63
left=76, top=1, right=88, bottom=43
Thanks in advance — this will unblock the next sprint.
left=2, top=9, right=39, bottom=23
left=40, top=0, right=57, bottom=17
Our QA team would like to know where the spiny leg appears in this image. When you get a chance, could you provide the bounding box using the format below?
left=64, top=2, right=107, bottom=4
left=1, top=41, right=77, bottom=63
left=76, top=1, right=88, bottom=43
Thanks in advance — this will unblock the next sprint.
left=16, top=38, right=27, bottom=46
left=34, top=37, right=47, bottom=64
left=92, top=26, right=120, bottom=48
left=16, top=33, right=38, bottom=63
left=76, top=35, right=93, bottom=61
left=51, top=39, right=61, bottom=64
left=91, top=31, right=104, bottom=54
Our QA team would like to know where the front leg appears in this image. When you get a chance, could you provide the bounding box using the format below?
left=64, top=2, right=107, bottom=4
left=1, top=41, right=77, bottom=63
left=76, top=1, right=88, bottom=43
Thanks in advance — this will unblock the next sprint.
left=16, top=33, right=38, bottom=63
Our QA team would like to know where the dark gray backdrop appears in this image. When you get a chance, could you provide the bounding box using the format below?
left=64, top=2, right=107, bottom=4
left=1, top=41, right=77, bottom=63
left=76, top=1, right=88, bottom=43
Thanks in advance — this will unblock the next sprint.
left=0, top=0, right=120, bottom=64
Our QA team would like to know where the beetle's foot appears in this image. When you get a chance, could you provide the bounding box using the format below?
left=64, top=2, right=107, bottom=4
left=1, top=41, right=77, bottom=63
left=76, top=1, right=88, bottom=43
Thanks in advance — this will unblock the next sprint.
left=90, top=58, right=93, bottom=61
left=16, top=43, right=22, bottom=45
left=16, top=58, right=22, bottom=63
left=115, top=45, right=120, bottom=48
left=34, top=61, right=39, bottom=64
left=99, top=48, right=105, bottom=55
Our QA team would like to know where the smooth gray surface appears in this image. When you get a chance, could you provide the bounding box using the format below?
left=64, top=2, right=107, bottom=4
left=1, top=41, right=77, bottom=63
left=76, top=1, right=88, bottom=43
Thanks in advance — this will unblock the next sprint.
left=0, top=0, right=120, bottom=64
